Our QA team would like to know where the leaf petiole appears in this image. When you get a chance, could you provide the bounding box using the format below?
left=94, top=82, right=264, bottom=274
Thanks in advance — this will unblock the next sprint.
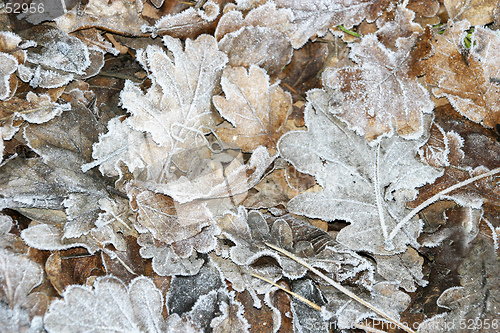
left=387, top=166, right=500, bottom=246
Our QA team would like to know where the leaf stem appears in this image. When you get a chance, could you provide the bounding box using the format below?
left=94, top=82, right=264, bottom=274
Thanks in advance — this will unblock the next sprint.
left=387, top=166, right=500, bottom=246
left=251, top=273, right=322, bottom=311
left=265, top=243, right=416, bottom=333
left=374, top=143, right=389, bottom=240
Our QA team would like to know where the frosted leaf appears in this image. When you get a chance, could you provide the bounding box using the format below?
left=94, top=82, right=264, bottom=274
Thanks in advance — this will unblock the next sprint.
left=1, top=104, right=109, bottom=248
left=278, top=98, right=442, bottom=254
left=0, top=214, right=25, bottom=252
left=56, top=0, right=148, bottom=36
left=123, top=34, right=226, bottom=146
left=218, top=27, right=293, bottom=79
left=143, top=1, right=220, bottom=38
left=17, top=65, right=74, bottom=89
left=273, top=0, right=388, bottom=48
left=424, top=22, right=500, bottom=128
left=322, top=31, right=434, bottom=142
left=166, top=263, right=223, bottom=315
left=444, top=0, right=499, bottom=25
left=18, top=92, right=71, bottom=123
left=25, top=26, right=90, bottom=75
left=0, top=118, right=19, bottom=162
left=290, top=279, right=328, bottom=333
left=127, top=185, right=214, bottom=246
left=417, top=237, right=500, bottom=333
left=44, top=276, right=167, bottom=333
left=171, top=224, right=220, bottom=258
left=0, top=52, right=18, bottom=100
left=0, top=249, right=44, bottom=307
left=82, top=116, right=159, bottom=177
left=210, top=253, right=282, bottom=308
left=218, top=208, right=374, bottom=283
left=217, top=0, right=387, bottom=49
left=91, top=197, right=137, bottom=252
left=374, top=247, right=427, bottom=292
left=375, top=5, right=424, bottom=51
left=418, top=122, right=450, bottom=168
left=21, top=223, right=101, bottom=253
left=215, top=3, right=295, bottom=46
left=0, top=303, right=44, bottom=333
left=210, top=293, right=250, bottom=333
left=138, top=233, right=204, bottom=276
left=22, top=105, right=109, bottom=238
left=410, top=131, right=500, bottom=214
left=213, top=66, right=292, bottom=154
left=153, top=146, right=274, bottom=204
left=121, top=34, right=227, bottom=180
left=320, top=282, right=410, bottom=329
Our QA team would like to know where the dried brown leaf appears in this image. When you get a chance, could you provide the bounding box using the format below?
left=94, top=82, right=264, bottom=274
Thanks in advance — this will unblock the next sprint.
left=444, top=0, right=500, bottom=25
left=423, top=21, right=500, bottom=128
left=322, top=21, right=434, bottom=141
left=214, top=66, right=292, bottom=154
left=218, top=27, right=293, bottom=79
left=55, top=0, right=149, bottom=36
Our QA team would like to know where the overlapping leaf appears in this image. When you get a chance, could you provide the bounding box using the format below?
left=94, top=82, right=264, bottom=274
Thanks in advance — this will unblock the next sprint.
left=424, top=21, right=500, bottom=128
left=214, top=65, right=292, bottom=154
left=322, top=9, right=434, bottom=142
left=418, top=237, right=500, bottom=332
left=44, top=276, right=167, bottom=333
left=279, top=92, right=442, bottom=254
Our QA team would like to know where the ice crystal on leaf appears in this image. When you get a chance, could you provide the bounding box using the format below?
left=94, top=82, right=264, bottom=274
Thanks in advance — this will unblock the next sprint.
left=424, top=21, right=500, bottom=128
left=214, top=65, right=292, bottom=154
left=279, top=92, right=442, bottom=254
left=44, top=276, right=167, bottom=333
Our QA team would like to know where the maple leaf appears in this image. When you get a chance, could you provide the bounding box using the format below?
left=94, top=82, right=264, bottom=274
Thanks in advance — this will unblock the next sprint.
left=213, top=65, right=292, bottom=154
left=44, top=276, right=167, bottom=333
left=278, top=93, right=442, bottom=254
left=322, top=24, right=434, bottom=142
left=0, top=100, right=111, bottom=252
left=120, top=34, right=227, bottom=177
left=423, top=21, right=500, bottom=128
left=417, top=237, right=500, bottom=333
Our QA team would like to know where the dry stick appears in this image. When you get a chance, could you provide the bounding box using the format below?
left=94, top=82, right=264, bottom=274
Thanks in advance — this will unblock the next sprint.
left=387, top=166, right=500, bottom=245
left=265, top=243, right=416, bottom=333
left=251, top=273, right=322, bottom=311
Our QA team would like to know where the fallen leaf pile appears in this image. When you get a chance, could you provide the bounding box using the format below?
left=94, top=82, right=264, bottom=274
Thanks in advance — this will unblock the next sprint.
left=1, top=0, right=500, bottom=332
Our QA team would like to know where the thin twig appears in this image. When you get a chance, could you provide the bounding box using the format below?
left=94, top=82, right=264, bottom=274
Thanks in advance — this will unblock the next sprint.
left=265, top=243, right=416, bottom=333
left=251, top=273, right=322, bottom=311
left=387, top=166, right=500, bottom=245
